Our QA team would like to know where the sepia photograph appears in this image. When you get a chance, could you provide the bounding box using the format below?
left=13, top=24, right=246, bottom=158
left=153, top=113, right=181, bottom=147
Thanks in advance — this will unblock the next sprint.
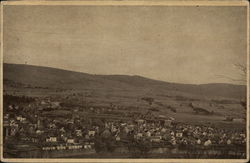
left=0, top=0, right=249, bottom=162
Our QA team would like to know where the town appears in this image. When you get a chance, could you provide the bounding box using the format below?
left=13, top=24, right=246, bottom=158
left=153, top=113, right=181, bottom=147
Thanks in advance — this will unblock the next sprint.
left=3, top=94, right=246, bottom=158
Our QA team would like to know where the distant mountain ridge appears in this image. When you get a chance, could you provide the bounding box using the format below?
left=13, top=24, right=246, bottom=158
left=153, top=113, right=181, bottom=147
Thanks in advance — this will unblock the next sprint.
left=3, top=63, right=246, bottom=99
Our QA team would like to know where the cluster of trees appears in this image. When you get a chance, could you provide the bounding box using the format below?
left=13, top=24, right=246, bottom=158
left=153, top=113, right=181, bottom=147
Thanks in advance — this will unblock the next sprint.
left=141, top=97, right=154, bottom=105
left=93, top=130, right=152, bottom=156
left=3, top=94, right=35, bottom=110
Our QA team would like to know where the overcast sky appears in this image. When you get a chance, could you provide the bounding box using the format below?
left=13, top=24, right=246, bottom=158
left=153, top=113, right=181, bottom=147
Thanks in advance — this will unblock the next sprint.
left=3, top=5, right=247, bottom=84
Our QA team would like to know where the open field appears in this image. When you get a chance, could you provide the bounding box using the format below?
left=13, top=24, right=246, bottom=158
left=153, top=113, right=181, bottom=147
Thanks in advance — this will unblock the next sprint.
left=3, top=63, right=246, bottom=128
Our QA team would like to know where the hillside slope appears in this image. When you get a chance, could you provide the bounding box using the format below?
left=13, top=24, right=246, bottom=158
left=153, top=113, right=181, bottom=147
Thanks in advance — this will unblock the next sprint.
left=3, top=63, right=246, bottom=99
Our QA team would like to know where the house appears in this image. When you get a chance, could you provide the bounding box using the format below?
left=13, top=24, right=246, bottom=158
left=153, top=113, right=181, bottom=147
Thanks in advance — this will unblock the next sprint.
left=8, top=105, right=14, bottom=110
left=137, top=133, right=143, bottom=138
left=88, top=130, right=95, bottom=136
left=4, top=114, right=9, bottom=119
left=115, top=136, right=121, bottom=141
left=150, top=136, right=162, bottom=143
left=48, top=123, right=56, bottom=129
left=20, top=117, right=26, bottom=122
left=136, top=119, right=144, bottom=123
left=67, top=138, right=75, bottom=144
left=46, top=137, right=57, bottom=142
left=164, top=120, right=172, bottom=127
left=146, top=131, right=151, bottom=137
left=224, top=116, right=234, bottom=121
left=76, top=130, right=82, bottom=137
left=51, top=101, right=60, bottom=109
left=30, top=134, right=39, bottom=143
left=176, top=132, right=183, bottom=138
left=36, top=130, right=44, bottom=134
left=16, top=115, right=22, bottom=121
left=10, top=120, right=18, bottom=127
left=56, top=145, right=66, bottom=150
left=41, top=101, right=47, bottom=105
left=3, top=122, right=11, bottom=138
